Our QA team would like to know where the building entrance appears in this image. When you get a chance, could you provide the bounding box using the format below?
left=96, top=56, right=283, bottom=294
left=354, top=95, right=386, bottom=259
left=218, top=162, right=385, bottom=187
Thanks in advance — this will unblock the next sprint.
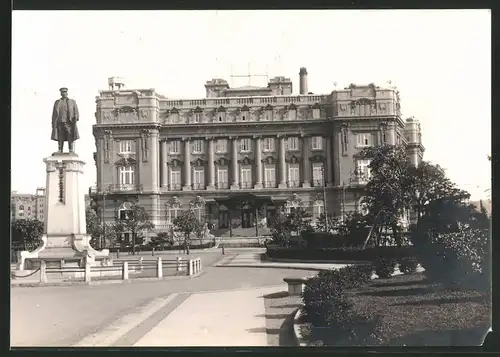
left=218, top=205, right=229, bottom=228
left=266, top=204, right=276, bottom=227
left=241, top=204, right=254, bottom=228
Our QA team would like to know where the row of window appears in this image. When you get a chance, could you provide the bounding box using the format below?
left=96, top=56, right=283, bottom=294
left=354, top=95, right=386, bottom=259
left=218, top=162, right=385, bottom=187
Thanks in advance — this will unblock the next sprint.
left=168, top=108, right=322, bottom=124
left=118, top=136, right=326, bottom=155
left=118, top=162, right=330, bottom=189
left=117, top=159, right=372, bottom=190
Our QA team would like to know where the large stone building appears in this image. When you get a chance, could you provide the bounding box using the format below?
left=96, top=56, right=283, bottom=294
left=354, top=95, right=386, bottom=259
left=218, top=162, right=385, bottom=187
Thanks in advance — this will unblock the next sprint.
left=90, top=69, right=424, bottom=235
left=11, top=188, right=46, bottom=221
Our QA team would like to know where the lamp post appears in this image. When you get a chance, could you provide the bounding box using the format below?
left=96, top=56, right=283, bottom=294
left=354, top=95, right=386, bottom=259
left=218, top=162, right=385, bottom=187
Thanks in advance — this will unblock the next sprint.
left=321, top=164, right=329, bottom=233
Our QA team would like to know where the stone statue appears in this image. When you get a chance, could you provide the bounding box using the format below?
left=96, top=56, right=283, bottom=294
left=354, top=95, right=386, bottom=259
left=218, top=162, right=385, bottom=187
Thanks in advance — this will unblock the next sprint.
left=51, top=87, right=80, bottom=153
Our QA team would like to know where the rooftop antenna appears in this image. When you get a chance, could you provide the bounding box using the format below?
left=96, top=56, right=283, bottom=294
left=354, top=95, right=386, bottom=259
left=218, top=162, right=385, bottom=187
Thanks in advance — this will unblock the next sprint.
left=229, top=61, right=268, bottom=88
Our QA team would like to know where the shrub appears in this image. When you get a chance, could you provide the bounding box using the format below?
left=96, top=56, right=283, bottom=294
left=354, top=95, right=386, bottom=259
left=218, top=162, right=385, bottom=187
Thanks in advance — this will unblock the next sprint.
left=301, top=231, right=348, bottom=249
left=266, top=245, right=416, bottom=262
left=302, top=265, right=376, bottom=344
left=374, top=256, right=395, bottom=278
left=415, top=226, right=490, bottom=290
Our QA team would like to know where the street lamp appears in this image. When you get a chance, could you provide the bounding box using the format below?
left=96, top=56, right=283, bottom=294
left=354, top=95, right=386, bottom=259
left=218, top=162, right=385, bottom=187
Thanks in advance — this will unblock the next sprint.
left=320, top=164, right=329, bottom=233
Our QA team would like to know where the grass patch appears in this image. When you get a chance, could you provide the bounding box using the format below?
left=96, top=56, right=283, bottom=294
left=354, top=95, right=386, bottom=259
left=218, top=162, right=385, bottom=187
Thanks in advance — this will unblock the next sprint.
left=305, top=274, right=490, bottom=346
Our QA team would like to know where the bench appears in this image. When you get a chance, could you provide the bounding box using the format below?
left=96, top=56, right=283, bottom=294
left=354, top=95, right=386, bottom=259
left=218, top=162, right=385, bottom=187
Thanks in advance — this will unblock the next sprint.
left=283, top=277, right=311, bottom=296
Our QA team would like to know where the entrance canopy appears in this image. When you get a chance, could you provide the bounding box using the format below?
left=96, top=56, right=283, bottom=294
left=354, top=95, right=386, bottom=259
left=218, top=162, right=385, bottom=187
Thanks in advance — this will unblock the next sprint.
left=214, top=193, right=275, bottom=209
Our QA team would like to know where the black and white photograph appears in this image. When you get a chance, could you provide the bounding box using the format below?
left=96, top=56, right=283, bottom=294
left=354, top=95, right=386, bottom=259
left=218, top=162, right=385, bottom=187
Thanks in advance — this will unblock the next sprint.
left=10, top=9, right=491, bottom=348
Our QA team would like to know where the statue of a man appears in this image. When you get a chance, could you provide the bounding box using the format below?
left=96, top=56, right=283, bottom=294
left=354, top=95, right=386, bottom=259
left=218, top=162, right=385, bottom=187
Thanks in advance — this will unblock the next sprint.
left=51, top=87, right=80, bottom=153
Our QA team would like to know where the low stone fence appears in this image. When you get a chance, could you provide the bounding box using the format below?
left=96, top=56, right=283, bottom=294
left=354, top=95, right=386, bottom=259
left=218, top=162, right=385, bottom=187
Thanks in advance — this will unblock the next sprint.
left=10, top=256, right=203, bottom=284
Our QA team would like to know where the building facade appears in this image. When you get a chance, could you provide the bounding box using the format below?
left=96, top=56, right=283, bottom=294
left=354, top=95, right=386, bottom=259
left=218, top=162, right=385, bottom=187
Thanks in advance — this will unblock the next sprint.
left=11, top=188, right=46, bottom=221
left=90, top=70, right=424, bottom=234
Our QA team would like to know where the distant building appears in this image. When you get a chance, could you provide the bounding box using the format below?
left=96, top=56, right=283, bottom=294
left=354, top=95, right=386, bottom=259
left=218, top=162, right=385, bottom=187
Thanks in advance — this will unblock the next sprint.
left=11, top=188, right=46, bottom=221
left=90, top=70, right=425, bottom=235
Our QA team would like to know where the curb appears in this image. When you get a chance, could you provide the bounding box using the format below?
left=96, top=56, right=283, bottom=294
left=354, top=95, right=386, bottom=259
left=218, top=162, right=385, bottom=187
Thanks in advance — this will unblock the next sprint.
left=213, top=264, right=331, bottom=271
left=292, top=306, right=308, bottom=347
left=10, top=271, right=205, bottom=288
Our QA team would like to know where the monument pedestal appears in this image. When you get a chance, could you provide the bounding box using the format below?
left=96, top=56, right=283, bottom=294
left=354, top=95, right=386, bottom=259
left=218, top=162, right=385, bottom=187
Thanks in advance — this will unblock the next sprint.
left=18, top=152, right=109, bottom=271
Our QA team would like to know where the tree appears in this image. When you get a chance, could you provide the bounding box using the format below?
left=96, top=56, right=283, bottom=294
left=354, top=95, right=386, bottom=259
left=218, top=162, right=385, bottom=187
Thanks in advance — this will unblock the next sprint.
left=286, top=207, right=314, bottom=235
left=360, top=145, right=414, bottom=247
left=407, top=161, right=470, bottom=219
left=11, top=218, right=44, bottom=247
left=115, top=204, right=155, bottom=255
left=173, top=209, right=202, bottom=255
left=150, top=232, right=173, bottom=250
left=86, top=207, right=101, bottom=248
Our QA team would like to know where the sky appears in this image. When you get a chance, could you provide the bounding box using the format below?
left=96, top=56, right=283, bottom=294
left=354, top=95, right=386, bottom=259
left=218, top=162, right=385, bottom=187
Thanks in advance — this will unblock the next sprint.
left=12, top=10, right=491, bottom=201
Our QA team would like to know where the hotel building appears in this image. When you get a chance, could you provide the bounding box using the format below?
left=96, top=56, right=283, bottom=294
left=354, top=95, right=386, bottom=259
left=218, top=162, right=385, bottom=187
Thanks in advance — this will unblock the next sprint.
left=90, top=69, right=424, bottom=235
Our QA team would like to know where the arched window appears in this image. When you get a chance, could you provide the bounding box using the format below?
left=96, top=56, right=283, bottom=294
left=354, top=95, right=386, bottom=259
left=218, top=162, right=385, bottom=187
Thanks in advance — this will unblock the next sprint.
left=312, top=200, right=324, bottom=219
left=166, top=203, right=181, bottom=224
left=19, top=205, right=24, bottom=217
left=118, top=201, right=134, bottom=220
left=190, top=201, right=205, bottom=222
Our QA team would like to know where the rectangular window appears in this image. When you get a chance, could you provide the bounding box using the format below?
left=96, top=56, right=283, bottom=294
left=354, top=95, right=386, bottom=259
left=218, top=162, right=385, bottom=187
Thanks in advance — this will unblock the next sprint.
left=119, top=140, right=134, bottom=154
left=264, top=166, right=276, bottom=188
left=169, top=140, right=180, bottom=154
left=313, top=202, right=324, bottom=219
left=217, top=168, right=229, bottom=189
left=311, top=136, right=323, bottom=150
left=288, top=110, right=297, bottom=121
left=286, top=137, right=299, bottom=151
left=356, top=133, right=372, bottom=147
left=241, top=112, right=248, bottom=121
left=216, top=139, right=228, bottom=153
left=170, top=170, right=181, bottom=190
left=288, top=164, right=300, bottom=187
left=356, top=159, right=372, bottom=182
left=193, top=169, right=205, bottom=189
left=263, top=138, right=275, bottom=152
left=239, top=138, right=251, bottom=152
left=312, top=163, right=324, bottom=187
left=240, top=167, right=252, bottom=188
left=191, top=140, right=204, bottom=154
left=193, top=113, right=202, bottom=123
left=263, top=111, right=272, bottom=121
left=119, top=166, right=135, bottom=188
left=312, top=108, right=321, bottom=119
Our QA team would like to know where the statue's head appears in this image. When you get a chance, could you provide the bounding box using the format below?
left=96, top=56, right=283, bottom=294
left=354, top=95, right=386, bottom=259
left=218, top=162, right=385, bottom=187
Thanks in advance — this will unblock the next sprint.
left=59, top=87, right=68, bottom=99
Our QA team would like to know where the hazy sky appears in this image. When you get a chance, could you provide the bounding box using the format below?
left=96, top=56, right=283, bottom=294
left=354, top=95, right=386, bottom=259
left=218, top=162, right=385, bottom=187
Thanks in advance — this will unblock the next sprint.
left=12, top=10, right=491, bottom=200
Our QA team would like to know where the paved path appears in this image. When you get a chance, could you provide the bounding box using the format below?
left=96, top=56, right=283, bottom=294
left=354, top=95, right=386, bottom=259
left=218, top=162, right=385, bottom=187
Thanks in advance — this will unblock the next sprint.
left=11, top=249, right=315, bottom=347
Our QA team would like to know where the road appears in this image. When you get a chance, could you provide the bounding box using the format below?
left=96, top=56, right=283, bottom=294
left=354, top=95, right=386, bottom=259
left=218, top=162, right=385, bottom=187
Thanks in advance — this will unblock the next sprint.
left=11, top=249, right=314, bottom=347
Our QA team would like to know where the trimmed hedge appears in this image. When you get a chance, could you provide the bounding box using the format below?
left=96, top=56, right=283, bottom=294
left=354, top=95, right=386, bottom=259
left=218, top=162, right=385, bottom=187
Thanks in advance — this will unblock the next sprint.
left=266, top=245, right=416, bottom=262
left=302, top=265, right=377, bottom=344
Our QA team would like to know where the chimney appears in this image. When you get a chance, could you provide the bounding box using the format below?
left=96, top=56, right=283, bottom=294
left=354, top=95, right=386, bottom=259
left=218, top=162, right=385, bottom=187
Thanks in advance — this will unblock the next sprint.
left=299, top=67, right=308, bottom=95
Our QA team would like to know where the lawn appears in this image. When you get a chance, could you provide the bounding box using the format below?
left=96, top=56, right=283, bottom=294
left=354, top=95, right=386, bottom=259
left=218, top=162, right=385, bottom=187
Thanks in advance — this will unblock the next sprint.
left=301, top=273, right=491, bottom=346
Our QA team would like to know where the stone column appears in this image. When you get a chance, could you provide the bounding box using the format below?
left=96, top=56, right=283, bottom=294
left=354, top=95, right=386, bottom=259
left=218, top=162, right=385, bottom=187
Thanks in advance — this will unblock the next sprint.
left=230, top=137, right=239, bottom=190
left=182, top=138, right=192, bottom=191
left=207, top=138, right=215, bottom=190
left=150, top=130, right=160, bottom=192
left=301, top=135, right=311, bottom=188
left=160, top=140, right=168, bottom=191
left=325, top=136, right=333, bottom=187
left=278, top=135, right=287, bottom=189
left=254, top=136, right=263, bottom=189
left=387, top=125, right=396, bottom=145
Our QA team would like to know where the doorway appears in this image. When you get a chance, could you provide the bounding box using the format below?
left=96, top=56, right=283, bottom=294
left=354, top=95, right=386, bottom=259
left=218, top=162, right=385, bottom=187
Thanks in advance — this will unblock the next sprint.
left=218, top=205, right=229, bottom=228
left=266, top=204, right=276, bottom=227
left=241, top=204, right=254, bottom=228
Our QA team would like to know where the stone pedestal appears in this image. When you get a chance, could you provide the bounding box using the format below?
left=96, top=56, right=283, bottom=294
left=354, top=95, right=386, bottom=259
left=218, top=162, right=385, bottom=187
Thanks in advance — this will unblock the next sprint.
left=18, top=152, right=109, bottom=270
